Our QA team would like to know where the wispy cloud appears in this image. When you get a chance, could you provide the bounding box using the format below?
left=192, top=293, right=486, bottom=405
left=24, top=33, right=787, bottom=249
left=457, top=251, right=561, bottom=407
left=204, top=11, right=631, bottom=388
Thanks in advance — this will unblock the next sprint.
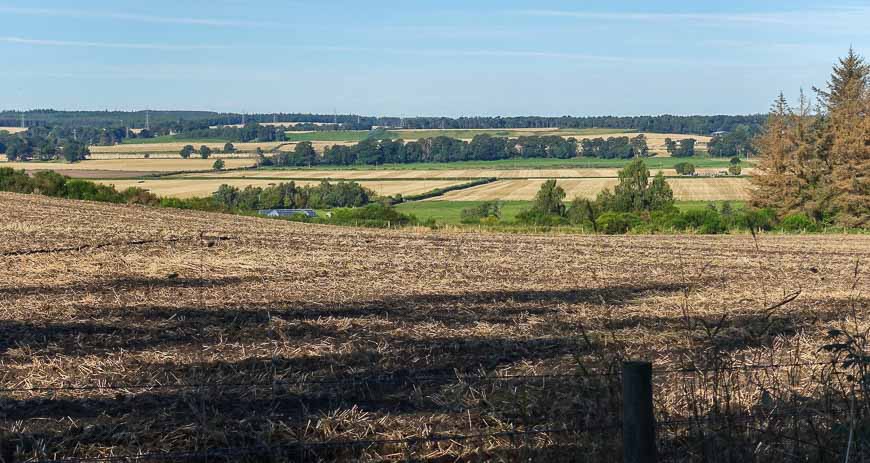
left=515, top=6, right=870, bottom=27
left=0, top=6, right=280, bottom=28
left=0, top=36, right=678, bottom=62
left=0, top=36, right=741, bottom=67
left=0, top=36, right=233, bottom=51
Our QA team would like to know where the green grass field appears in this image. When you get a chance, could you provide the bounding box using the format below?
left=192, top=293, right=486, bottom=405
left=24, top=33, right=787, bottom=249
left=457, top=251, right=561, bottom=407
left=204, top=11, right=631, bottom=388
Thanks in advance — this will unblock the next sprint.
left=396, top=200, right=747, bottom=225
left=120, top=136, right=223, bottom=145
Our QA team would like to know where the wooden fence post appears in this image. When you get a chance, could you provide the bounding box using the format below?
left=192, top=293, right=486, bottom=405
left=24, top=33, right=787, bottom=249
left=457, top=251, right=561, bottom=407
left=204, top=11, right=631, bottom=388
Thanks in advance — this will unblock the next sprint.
left=623, top=361, right=657, bottom=463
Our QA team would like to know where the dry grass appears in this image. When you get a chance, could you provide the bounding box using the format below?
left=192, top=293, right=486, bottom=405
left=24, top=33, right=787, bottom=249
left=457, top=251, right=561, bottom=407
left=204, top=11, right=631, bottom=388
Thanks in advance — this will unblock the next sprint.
left=1, top=193, right=867, bottom=460
left=435, top=178, right=751, bottom=201
left=96, top=179, right=467, bottom=198
left=0, top=158, right=257, bottom=173
left=89, top=141, right=285, bottom=155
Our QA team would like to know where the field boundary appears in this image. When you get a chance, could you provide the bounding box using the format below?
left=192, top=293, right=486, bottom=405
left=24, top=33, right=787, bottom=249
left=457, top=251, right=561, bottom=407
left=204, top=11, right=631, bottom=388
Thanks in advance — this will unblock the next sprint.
left=400, top=177, right=498, bottom=202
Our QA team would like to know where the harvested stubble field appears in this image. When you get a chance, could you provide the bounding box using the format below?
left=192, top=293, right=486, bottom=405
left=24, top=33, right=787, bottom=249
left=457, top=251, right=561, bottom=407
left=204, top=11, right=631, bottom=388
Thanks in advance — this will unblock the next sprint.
left=1, top=192, right=869, bottom=461
left=0, top=159, right=257, bottom=176
left=434, top=178, right=751, bottom=201
left=96, top=179, right=467, bottom=198
left=89, top=141, right=287, bottom=155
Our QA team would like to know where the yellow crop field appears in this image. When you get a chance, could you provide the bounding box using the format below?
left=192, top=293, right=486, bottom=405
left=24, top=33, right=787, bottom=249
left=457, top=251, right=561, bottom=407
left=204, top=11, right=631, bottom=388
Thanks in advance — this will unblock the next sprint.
left=0, top=126, right=28, bottom=134
left=96, top=179, right=466, bottom=198
left=435, top=177, right=751, bottom=201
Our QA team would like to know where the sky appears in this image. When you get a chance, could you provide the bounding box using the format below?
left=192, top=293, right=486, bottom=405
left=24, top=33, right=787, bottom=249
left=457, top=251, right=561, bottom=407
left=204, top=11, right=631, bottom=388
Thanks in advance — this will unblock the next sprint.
left=0, top=0, right=868, bottom=117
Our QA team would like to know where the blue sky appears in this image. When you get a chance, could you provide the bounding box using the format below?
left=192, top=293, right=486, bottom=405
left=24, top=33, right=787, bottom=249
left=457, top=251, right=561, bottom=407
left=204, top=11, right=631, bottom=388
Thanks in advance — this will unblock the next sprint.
left=0, top=0, right=867, bottom=116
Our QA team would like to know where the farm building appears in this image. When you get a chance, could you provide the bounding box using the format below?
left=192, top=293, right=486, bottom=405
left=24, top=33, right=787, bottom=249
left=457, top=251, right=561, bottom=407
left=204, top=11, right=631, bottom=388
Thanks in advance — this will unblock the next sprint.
left=257, top=209, right=317, bottom=218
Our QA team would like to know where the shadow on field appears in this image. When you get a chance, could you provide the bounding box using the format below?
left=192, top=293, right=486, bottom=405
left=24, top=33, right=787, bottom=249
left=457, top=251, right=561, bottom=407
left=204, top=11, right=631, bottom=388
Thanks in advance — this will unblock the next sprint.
left=3, top=282, right=688, bottom=357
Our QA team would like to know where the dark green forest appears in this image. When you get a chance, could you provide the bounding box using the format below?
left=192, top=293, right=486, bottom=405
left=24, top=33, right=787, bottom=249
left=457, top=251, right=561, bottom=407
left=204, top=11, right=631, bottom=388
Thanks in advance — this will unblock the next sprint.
left=1, top=110, right=764, bottom=136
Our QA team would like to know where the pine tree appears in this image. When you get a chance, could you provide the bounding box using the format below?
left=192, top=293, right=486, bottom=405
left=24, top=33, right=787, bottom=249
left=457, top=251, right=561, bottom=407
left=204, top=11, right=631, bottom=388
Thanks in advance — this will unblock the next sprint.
left=819, top=48, right=870, bottom=226
left=753, top=49, right=870, bottom=227
left=751, top=94, right=802, bottom=213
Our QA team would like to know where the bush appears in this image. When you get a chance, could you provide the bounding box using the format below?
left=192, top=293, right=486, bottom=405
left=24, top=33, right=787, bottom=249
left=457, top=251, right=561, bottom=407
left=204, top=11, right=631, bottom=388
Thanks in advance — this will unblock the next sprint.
left=737, top=208, right=776, bottom=232
left=31, top=171, right=67, bottom=196
left=120, top=187, right=159, bottom=206
left=680, top=209, right=727, bottom=234
left=516, top=209, right=568, bottom=226
left=213, top=159, right=225, bottom=170
left=63, top=179, right=124, bottom=203
left=649, top=210, right=685, bottom=232
left=728, top=165, right=742, bottom=176
left=460, top=201, right=501, bottom=224
left=302, top=204, right=419, bottom=228
left=595, top=212, right=642, bottom=234
left=0, top=167, right=33, bottom=193
left=674, top=162, right=696, bottom=176
left=780, top=213, right=819, bottom=232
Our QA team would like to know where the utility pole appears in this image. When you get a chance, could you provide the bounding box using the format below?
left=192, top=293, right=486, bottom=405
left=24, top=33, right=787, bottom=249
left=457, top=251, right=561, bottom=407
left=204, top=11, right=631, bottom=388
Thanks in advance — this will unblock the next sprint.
left=145, top=111, right=150, bottom=130
left=20, top=113, right=25, bottom=128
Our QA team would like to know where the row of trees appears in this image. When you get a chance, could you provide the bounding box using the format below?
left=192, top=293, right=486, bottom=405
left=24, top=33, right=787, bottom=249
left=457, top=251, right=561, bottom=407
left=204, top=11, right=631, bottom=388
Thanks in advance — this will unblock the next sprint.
left=211, top=180, right=374, bottom=210
left=664, top=138, right=696, bottom=157
left=708, top=125, right=757, bottom=157
left=1, top=131, right=90, bottom=162
left=752, top=49, right=870, bottom=227
left=580, top=135, right=649, bottom=158
left=268, top=134, right=659, bottom=167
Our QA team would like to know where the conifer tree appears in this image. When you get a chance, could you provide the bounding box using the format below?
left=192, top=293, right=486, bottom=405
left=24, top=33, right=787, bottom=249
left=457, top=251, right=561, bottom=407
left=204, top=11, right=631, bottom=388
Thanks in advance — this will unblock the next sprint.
left=818, top=48, right=870, bottom=226
left=752, top=49, right=870, bottom=226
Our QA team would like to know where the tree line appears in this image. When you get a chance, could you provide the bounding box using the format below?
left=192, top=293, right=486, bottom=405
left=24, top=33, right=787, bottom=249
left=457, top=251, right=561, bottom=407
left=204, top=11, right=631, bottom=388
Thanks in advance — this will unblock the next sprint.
left=208, top=181, right=373, bottom=211
left=1, top=110, right=765, bottom=136
left=751, top=48, right=870, bottom=228
left=1, top=130, right=89, bottom=162
left=265, top=134, right=660, bottom=167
